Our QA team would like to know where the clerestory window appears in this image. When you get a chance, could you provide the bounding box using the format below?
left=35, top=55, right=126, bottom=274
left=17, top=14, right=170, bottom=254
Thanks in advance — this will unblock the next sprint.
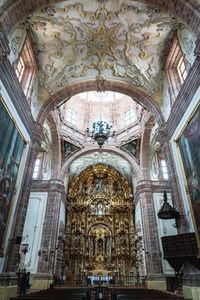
left=66, top=108, right=77, bottom=125
left=15, top=35, right=36, bottom=105
left=125, top=108, right=136, bottom=126
left=33, top=153, right=43, bottom=179
left=165, top=33, right=188, bottom=104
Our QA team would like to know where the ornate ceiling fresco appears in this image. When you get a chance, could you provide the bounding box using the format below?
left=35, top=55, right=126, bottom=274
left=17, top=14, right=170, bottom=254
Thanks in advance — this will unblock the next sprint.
left=23, top=0, right=181, bottom=103
left=68, top=152, right=133, bottom=184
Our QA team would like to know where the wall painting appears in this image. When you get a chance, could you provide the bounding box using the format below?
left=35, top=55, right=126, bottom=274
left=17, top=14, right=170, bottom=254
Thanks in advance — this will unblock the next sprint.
left=0, top=96, right=25, bottom=254
left=178, top=104, right=200, bottom=253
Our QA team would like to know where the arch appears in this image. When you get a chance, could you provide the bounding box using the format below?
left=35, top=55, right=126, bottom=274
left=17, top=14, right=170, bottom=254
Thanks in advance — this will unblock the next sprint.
left=36, top=80, right=165, bottom=126
left=1, top=0, right=199, bottom=36
left=140, top=113, right=156, bottom=179
left=60, top=145, right=141, bottom=181
left=88, top=222, right=112, bottom=235
left=46, top=113, right=61, bottom=178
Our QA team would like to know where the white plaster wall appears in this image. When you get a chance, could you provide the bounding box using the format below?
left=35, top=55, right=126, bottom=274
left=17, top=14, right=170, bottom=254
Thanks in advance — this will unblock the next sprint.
left=177, top=25, right=196, bottom=66
left=8, top=26, right=26, bottom=63
left=135, top=200, right=146, bottom=275
left=21, top=192, right=48, bottom=274
left=161, top=78, right=171, bottom=121
left=171, top=87, right=200, bottom=233
left=58, top=201, right=66, bottom=231
left=153, top=193, right=177, bottom=274
left=0, top=81, right=30, bottom=272
left=135, top=201, right=142, bottom=232
left=54, top=200, right=66, bottom=273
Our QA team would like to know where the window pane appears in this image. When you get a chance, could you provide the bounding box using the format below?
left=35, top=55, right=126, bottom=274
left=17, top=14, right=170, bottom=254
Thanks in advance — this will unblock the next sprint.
left=161, top=160, right=168, bottom=180
left=33, top=157, right=41, bottom=178
left=125, top=108, right=136, bottom=125
left=15, top=37, right=36, bottom=101
left=66, top=108, right=77, bottom=125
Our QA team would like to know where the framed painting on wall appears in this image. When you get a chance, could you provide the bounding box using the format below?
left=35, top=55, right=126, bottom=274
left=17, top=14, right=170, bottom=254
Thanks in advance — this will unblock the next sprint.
left=177, top=103, right=200, bottom=253
left=0, top=96, right=25, bottom=253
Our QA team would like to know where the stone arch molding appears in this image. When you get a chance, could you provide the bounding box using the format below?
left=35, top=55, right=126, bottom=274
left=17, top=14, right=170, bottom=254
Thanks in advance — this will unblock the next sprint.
left=1, top=0, right=199, bottom=36
left=36, top=80, right=165, bottom=126
left=60, top=145, right=141, bottom=182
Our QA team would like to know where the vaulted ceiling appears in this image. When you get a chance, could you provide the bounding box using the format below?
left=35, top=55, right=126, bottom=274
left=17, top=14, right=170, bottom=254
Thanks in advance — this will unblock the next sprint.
left=22, top=0, right=182, bottom=105
left=68, top=151, right=133, bottom=184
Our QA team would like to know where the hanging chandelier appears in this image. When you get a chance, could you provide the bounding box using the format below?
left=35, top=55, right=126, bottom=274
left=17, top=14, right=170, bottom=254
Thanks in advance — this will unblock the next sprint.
left=86, top=121, right=115, bottom=147
left=158, top=191, right=180, bottom=220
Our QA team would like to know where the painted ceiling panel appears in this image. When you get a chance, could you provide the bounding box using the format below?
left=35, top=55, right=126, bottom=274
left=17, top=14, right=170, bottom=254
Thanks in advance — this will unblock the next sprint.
left=68, top=151, right=133, bottom=183
left=24, top=0, right=180, bottom=103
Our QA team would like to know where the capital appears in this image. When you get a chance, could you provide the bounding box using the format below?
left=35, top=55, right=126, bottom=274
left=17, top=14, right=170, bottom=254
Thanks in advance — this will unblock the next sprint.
left=157, top=125, right=169, bottom=147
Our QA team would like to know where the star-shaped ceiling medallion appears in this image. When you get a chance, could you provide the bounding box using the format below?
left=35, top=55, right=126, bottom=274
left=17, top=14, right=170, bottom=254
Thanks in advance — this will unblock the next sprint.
left=85, top=24, right=120, bottom=59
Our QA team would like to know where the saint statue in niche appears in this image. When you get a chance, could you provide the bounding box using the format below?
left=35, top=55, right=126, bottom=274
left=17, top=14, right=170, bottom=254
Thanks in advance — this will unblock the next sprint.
left=96, top=178, right=104, bottom=192
left=74, top=234, right=81, bottom=248
left=97, top=238, right=103, bottom=253
left=114, top=181, right=121, bottom=192
left=120, top=234, right=127, bottom=248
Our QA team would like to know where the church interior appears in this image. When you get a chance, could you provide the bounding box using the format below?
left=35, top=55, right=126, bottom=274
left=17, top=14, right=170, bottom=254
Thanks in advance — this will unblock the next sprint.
left=0, top=0, right=200, bottom=299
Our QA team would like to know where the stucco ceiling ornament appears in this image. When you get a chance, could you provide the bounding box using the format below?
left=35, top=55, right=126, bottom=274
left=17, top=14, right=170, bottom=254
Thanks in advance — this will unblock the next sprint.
left=24, top=1, right=179, bottom=101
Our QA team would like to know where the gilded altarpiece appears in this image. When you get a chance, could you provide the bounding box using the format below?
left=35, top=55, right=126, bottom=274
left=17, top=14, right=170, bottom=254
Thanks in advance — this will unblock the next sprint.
left=65, top=164, right=136, bottom=279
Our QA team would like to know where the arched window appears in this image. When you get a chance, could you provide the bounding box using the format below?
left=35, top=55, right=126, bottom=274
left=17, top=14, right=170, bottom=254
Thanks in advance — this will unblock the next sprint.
left=165, top=33, right=188, bottom=104
left=15, top=34, right=37, bottom=105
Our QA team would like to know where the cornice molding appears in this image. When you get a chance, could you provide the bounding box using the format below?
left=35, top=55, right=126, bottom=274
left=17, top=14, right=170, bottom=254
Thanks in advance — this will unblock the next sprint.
left=31, top=179, right=67, bottom=202
left=134, top=180, right=170, bottom=201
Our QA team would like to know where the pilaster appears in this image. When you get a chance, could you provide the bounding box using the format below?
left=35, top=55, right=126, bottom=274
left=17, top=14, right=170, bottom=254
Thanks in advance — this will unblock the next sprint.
left=4, top=132, right=43, bottom=272
left=157, top=125, right=189, bottom=233
left=36, top=180, right=66, bottom=275
left=135, top=181, right=163, bottom=275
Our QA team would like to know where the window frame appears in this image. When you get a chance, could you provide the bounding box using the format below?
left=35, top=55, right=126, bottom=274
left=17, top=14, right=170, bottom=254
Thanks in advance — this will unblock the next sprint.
left=124, top=108, right=136, bottom=126
left=32, top=153, right=44, bottom=179
left=165, top=33, right=188, bottom=105
left=65, top=108, right=77, bottom=125
left=15, top=34, right=37, bottom=105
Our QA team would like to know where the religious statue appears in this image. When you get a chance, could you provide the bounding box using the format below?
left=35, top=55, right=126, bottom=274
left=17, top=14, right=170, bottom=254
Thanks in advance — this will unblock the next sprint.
left=96, top=178, right=104, bottom=192
left=74, top=234, right=81, bottom=248
left=97, top=238, right=103, bottom=253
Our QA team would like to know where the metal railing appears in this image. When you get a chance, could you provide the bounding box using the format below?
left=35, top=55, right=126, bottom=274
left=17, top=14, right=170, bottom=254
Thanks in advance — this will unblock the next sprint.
left=60, top=275, right=146, bottom=288
left=0, top=273, right=18, bottom=286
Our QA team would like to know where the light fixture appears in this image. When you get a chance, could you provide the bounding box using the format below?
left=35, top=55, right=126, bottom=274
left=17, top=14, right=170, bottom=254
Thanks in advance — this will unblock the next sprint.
left=158, top=191, right=180, bottom=220
left=86, top=121, right=115, bottom=147
left=86, top=90, right=115, bottom=147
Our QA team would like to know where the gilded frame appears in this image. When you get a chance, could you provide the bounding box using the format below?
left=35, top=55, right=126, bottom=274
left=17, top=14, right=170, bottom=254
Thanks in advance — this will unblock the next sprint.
left=0, top=96, right=25, bottom=253
left=176, top=102, right=200, bottom=255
